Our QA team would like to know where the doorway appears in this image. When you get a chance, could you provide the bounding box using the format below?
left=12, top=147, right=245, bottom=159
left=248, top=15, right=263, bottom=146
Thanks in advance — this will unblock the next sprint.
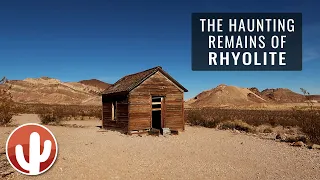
left=152, top=96, right=163, bottom=129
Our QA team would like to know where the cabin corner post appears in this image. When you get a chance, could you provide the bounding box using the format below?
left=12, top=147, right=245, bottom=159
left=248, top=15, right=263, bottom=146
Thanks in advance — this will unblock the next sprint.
left=162, top=96, right=165, bottom=128
left=102, top=94, right=104, bottom=128
left=182, top=93, right=185, bottom=131
left=150, top=94, right=152, bottom=129
left=127, top=94, right=131, bottom=133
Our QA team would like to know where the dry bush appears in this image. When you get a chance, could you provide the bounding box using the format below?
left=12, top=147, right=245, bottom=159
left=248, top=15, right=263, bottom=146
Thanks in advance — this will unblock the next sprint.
left=0, top=77, right=15, bottom=125
left=86, top=108, right=102, bottom=120
left=185, top=106, right=320, bottom=144
left=283, top=135, right=308, bottom=143
left=263, top=127, right=273, bottom=133
left=185, top=108, right=302, bottom=128
left=186, top=109, right=223, bottom=128
left=219, top=120, right=256, bottom=133
left=285, top=136, right=298, bottom=143
left=293, top=109, right=320, bottom=144
left=295, top=88, right=320, bottom=144
left=37, top=106, right=65, bottom=125
left=15, top=103, right=103, bottom=123
left=300, top=88, right=314, bottom=110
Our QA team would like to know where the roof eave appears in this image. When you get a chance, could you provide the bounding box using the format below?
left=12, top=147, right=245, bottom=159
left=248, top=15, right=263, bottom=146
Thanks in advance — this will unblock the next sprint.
left=127, top=67, right=188, bottom=93
left=102, top=90, right=129, bottom=96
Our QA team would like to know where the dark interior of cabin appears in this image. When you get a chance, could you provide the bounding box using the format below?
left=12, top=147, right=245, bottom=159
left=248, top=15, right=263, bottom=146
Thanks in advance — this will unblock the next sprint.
left=152, top=96, right=163, bottom=130
left=152, top=111, right=161, bottom=129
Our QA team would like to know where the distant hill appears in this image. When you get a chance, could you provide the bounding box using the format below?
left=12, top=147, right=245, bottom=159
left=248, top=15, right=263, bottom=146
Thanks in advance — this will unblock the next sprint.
left=186, top=84, right=266, bottom=108
left=0, top=77, right=110, bottom=105
left=186, top=85, right=318, bottom=108
left=308, top=95, right=320, bottom=102
left=248, top=87, right=307, bottom=103
left=79, top=79, right=112, bottom=91
left=1, top=77, right=318, bottom=107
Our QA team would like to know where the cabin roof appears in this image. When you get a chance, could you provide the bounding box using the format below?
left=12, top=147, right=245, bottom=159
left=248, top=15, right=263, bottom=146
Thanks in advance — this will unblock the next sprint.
left=102, top=66, right=188, bottom=95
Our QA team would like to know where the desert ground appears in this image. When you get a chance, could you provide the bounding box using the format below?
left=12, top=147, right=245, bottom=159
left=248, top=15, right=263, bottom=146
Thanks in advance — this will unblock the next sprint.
left=1, top=114, right=320, bottom=180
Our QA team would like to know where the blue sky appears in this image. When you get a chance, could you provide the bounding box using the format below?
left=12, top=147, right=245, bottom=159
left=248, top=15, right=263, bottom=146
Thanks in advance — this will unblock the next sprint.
left=0, top=0, right=319, bottom=99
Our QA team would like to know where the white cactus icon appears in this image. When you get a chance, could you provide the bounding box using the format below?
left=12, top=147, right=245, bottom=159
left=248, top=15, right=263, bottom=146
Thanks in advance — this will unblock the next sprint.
left=15, top=132, right=52, bottom=175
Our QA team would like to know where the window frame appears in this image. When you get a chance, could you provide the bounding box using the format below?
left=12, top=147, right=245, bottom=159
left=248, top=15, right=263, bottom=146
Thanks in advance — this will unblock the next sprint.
left=111, top=101, right=117, bottom=121
left=152, top=96, right=163, bottom=111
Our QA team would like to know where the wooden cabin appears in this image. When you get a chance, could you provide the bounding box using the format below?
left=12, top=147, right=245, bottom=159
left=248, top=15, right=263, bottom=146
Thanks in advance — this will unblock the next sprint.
left=101, top=66, right=188, bottom=134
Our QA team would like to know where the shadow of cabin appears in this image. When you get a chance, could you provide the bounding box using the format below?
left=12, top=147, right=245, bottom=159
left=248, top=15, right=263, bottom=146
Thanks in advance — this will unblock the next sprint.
left=101, top=66, right=188, bottom=135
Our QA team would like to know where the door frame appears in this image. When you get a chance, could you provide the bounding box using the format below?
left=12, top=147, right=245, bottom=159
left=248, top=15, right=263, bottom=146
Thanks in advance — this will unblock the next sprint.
left=151, top=95, right=165, bottom=129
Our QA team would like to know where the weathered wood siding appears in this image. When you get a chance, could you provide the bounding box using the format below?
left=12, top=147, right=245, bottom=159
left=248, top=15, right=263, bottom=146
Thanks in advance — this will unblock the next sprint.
left=102, top=94, right=129, bottom=131
left=128, top=71, right=184, bottom=131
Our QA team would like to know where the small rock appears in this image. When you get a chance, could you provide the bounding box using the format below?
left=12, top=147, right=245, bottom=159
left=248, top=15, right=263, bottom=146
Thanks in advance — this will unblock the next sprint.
left=296, top=135, right=307, bottom=143
left=307, top=145, right=313, bottom=149
left=286, top=136, right=298, bottom=143
left=0, top=149, right=5, bottom=155
left=311, top=144, right=320, bottom=150
left=291, top=141, right=305, bottom=147
left=276, top=133, right=286, bottom=141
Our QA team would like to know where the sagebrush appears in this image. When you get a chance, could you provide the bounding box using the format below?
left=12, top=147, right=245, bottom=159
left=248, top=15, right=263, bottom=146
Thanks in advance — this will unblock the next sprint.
left=37, top=106, right=65, bottom=125
left=21, top=104, right=103, bottom=124
left=219, top=120, right=256, bottom=133
left=0, top=77, right=15, bottom=125
left=0, top=101, right=102, bottom=125
left=298, top=88, right=320, bottom=144
left=185, top=107, right=320, bottom=144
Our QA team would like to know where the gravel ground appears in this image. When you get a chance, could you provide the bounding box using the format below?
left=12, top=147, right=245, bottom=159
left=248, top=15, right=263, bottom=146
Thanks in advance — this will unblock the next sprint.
left=0, top=114, right=319, bottom=180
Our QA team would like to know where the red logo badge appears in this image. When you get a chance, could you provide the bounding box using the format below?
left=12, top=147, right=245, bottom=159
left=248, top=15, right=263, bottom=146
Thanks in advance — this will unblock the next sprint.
left=6, top=123, right=58, bottom=175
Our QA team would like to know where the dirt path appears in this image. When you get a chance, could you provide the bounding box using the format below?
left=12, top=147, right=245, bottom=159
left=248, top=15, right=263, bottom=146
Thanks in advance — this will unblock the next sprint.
left=1, top=114, right=319, bottom=180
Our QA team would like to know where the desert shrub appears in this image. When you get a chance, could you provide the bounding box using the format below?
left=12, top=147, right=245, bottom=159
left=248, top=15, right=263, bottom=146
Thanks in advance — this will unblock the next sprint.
left=203, top=120, right=219, bottom=128
left=185, top=97, right=320, bottom=143
left=37, top=106, right=65, bottom=125
left=293, top=88, right=320, bottom=144
left=0, top=77, right=15, bottom=125
left=185, top=108, right=303, bottom=128
left=219, top=120, right=256, bottom=133
left=219, top=121, right=236, bottom=130
left=263, top=127, right=273, bottom=133
left=268, top=117, right=277, bottom=127
left=89, top=108, right=102, bottom=120
left=285, top=136, right=298, bottom=143
left=286, top=128, right=296, bottom=135
left=300, top=88, right=314, bottom=110
left=186, top=109, right=206, bottom=126
left=185, top=107, right=320, bottom=124
left=14, top=103, right=102, bottom=121
left=281, top=135, right=307, bottom=143
left=295, top=109, right=320, bottom=144
left=296, top=135, right=307, bottom=143
left=186, top=109, right=221, bottom=128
